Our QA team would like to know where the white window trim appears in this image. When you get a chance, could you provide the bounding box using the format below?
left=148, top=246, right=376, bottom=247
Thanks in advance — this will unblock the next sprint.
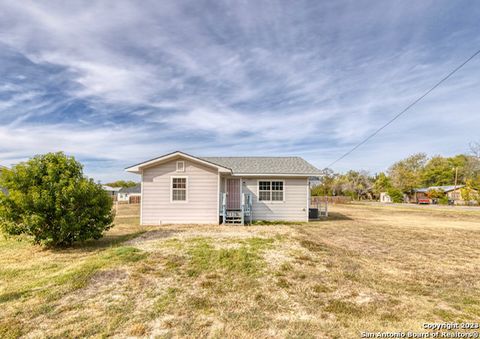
left=170, top=176, right=188, bottom=203
left=140, top=172, right=143, bottom=225
left=176, top=160, right=185, bottom=172
left=257, top=179, right=285, bottom=203
left=306, top=177, right=310, bottom=222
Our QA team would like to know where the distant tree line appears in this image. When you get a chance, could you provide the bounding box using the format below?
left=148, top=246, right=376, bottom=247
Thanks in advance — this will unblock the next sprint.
left=104, top=180, right=138, bottom=188
left=311, top=142, right=480, bottom=203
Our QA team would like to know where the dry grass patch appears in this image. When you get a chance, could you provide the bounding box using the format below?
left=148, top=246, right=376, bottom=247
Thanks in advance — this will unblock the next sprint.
left=0, top=203, right=479, bottom=337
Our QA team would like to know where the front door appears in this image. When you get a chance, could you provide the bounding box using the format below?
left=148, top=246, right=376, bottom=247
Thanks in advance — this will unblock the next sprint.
left=226, top=178, right=241, bottom=210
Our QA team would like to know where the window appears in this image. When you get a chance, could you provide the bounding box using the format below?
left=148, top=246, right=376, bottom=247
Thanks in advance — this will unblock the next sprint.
left=258, top=180, right=284, bottom=202
left=451, top=191, right=461, bottom=200
left=172, top=177, right=187, bottom=201
left=176, top=161, right=185, bottom=172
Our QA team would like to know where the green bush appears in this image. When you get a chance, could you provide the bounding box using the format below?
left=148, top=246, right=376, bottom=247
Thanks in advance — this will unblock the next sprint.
left=426, top=188, right=445, bottom=200
left=0, top=152, right=114, bottom=247
left=438, top=196, right=449, bottom=205
left=387, top=188, right=404, bottom=203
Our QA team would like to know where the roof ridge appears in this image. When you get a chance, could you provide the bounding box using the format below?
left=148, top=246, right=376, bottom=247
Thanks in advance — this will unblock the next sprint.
left=126, top=151, right=321, bottom=175
left=200, top=156, right=302, bottom=158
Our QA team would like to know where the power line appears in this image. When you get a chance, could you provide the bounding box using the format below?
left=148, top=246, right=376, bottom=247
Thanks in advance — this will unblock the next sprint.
left=326, top=47, right=480, bottom=168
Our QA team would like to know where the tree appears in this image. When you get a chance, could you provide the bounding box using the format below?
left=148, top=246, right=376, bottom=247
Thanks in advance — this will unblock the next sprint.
left=461, top=180, right=479, bottom=205
left=311, top=168, right=338, bottom=196
left=105, top=180, right=138, bottom=188
left=426, top=188, right=445, bottom=200
left=421, top=156, right=453, bottom=187
left=467, top=143, right=480, bottom=189
left=470, top=142, right=480, bottom=158
left=338, top=170, right=373, bottom=200
left=0, top=152, right=114, bottom=247
left=388, top=153, right=427, bottom=193
left=386, top=187, right=404, bottom=203
left=373, top=172, right=392, bottom=195
left=421, top=154, right=480, bottom=188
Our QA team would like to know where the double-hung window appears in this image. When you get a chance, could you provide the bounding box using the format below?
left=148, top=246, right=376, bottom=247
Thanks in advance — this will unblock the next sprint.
left=172, top=177, right=187, bottom=201
left=258, top=180, right=284, bottom=202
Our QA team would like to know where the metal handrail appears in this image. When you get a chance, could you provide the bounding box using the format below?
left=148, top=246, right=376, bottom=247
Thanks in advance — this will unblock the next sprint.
left=221, top=192, right=252, bottom=225
left=242, top=193, right=253, bottom=225
left=221, top=192, right=227, bottom=224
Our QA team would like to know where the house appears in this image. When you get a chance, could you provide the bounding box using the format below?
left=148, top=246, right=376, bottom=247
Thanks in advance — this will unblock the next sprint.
left=409, top=185, right=478, bottom=205
left=125, top=151, right=322, bottom=225
left=379, top=192, right=392, bottom=203
left=118, top=184, right=141, bottom=204
left=102, top=185, right=121, bottom=201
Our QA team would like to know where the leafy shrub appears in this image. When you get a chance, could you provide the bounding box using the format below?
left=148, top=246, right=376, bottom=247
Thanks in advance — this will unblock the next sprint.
left=426, top=188, right=445, bottom=200
left=0, top=152, right=114, bottom=247
left=386, top=188, right=404, bottom=203
left=438, top=195, right=449, bottom=205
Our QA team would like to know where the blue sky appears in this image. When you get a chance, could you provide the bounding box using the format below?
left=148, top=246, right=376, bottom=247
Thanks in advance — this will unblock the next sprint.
left=0, top=1, right=479, bottom=182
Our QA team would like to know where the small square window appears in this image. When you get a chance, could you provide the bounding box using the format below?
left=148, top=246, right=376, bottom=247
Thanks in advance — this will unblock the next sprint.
left=176, top=161, right=185, bottom=172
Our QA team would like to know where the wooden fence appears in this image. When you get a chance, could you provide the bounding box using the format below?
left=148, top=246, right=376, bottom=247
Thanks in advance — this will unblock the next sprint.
left=310, top=195, right=352, bottom=205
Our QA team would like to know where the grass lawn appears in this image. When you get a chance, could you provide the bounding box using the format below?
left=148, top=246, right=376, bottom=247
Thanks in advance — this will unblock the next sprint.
left=1, top=203, right=479, bottom=338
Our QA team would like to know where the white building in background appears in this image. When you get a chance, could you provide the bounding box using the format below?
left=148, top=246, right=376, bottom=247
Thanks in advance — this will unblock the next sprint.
left=102, top=185, right=121, bottom=200
left=118, top=184, right=141, bottom=204
left=380, top=192, right=392, bottom=203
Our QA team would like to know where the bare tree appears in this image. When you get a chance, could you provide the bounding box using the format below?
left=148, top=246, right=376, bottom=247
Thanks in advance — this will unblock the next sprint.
left=466, top=142, right=480, bottom=179
left=470, top=142, right=480, bottom=158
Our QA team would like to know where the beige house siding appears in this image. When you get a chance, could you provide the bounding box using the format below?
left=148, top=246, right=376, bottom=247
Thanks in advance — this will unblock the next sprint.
left=141, top=159, right=219, bottom=224
left=242, top=177, right=308, bottom=222
left=447, top=188, right=478, bottom=204
left=447, top=189, right=461, bottom=201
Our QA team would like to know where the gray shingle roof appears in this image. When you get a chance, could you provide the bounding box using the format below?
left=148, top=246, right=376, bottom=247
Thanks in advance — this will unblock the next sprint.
left=199, top=156, right=321, bottom=175
left=102, top=185, right=122, bottom=192
left=414, top=185, right=464, bottom=193
left=119, top=184, right=141, bottom=194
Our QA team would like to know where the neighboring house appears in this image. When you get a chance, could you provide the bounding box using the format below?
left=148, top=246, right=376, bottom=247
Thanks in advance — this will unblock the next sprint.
left=379, top=192, right=392, bottom=203
left=408, top=185, right=478, bottom=204
left=126, top=151, right=322, bottom=225
left=102, top=185, right=121, bottom=201
left=118, top=184, right=141, bottom=204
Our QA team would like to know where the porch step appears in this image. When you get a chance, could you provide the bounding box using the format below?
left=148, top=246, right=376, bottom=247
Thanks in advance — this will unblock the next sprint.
left=225, top=216, right=243, bottom=225
left=225, top=218, right=242, bottom=224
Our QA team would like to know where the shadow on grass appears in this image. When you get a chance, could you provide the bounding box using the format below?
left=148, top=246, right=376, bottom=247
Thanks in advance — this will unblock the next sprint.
left=249, top=212, right=353, bottom=225
left=124, top=228, right=186, bottom=244
left=309, top=212, right=352, bottom=222
left=68, top=231, right=147, bottom=252
left=251, top=220, right=307, bottom=226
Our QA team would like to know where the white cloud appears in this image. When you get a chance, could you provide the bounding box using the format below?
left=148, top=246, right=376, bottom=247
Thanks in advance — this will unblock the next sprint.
left=0, top=0, right=479, bottom=180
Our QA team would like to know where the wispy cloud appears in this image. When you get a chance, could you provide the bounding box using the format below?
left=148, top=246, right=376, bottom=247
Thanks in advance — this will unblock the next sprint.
left=0, top=0, right=479, bottom=181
